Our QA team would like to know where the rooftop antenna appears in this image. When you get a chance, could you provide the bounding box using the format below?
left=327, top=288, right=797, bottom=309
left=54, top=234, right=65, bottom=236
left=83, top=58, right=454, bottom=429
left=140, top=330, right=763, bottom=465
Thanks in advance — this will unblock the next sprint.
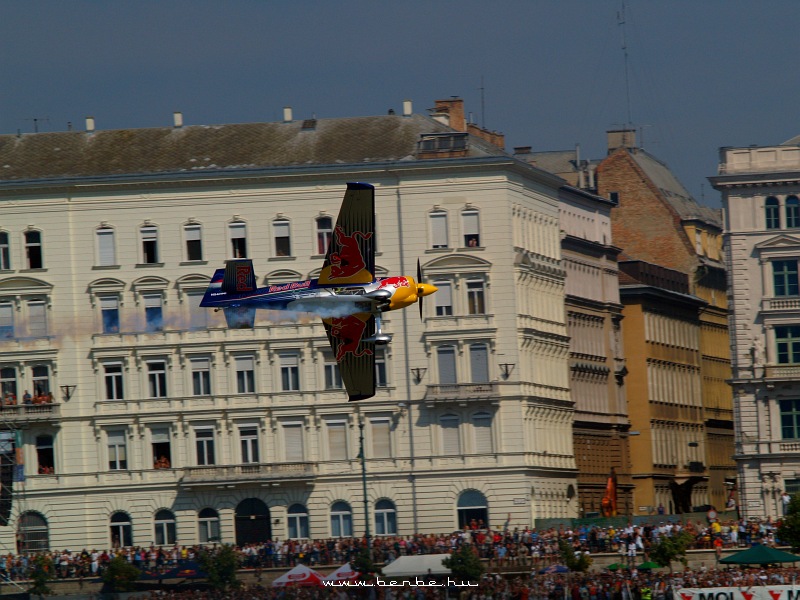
left=617, top=0, right=633, bottom=127
left=24, top=117, right=50, bottom=134
left=479, top=75, right=486, bottom=129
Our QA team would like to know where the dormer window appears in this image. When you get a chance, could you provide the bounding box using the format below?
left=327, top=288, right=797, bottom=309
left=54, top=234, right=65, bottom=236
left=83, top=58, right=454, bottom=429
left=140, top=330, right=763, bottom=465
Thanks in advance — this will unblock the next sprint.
left=418, top=133, right=468, bottom=153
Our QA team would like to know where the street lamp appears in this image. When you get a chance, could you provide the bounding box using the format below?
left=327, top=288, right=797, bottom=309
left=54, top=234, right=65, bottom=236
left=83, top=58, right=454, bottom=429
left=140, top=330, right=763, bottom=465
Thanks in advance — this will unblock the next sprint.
left=358, top=417, right=371, bottom=545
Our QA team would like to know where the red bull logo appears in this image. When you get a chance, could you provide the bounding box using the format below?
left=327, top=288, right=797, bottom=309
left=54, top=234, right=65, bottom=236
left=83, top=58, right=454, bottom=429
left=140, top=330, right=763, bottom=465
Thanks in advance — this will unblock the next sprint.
left=235, top=264, right=252, bottom=291
left=377, top=276, right=410, bottom=290
left=329, top=226, right=372, bottom=279
left=330, top=315, right=373, bottom=361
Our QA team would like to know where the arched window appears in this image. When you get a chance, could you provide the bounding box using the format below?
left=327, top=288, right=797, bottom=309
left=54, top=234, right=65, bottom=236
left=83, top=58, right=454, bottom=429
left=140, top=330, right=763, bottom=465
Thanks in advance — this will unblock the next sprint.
left=440, top=414, right=461, bottom=455
left=330, top=501, right=352, bottom=537
left=18, top=512, right=49, bottom=553
left=374, top=499, right=397, bottom=535
left=96, top=227, right=116, bottom=266
left=154, top=509, right=176, bottom=545
left=316, top=216, right=333, bottom=255
left=287, top=503, right=310, bottom=539
left=24, top=230, right=43, bottom=269
left=766, top=197, right=780, bottom=229
left=457, top=489, right=489, bottom=530
left=0, top=231, right=9, bottom=270
left=198, top=508, right=220, bottom=543
left=472, top=412, right=494, bottom=454
left=110, top=511, right=133, bottom=548
left=788, top=196, right=800, bottom=229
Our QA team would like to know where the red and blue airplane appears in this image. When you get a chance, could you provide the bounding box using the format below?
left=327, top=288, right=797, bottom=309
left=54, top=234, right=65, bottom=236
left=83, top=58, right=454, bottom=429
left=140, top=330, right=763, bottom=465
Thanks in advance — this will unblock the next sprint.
left=201, top=183, right=438, bottom=400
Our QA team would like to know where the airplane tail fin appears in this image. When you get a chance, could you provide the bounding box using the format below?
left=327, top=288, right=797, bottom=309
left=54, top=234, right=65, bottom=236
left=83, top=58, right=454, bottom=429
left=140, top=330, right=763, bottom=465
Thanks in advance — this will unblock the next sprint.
left=222, top=259, right=257, bottom=293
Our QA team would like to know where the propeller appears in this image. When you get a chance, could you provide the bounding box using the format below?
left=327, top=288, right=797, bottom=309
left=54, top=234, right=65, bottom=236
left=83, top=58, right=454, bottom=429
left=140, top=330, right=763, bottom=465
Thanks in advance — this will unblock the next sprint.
left=417, top=259, right=423, bottom=319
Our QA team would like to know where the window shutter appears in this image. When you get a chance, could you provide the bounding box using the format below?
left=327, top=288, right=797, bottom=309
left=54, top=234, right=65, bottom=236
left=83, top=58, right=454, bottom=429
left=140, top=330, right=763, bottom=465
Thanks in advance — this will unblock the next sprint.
left=274, top=221, right=290, bottom=238
left=436, top=282, right=452, bottom=309
left=98, top=229, right=116, bottom=265
left=470, top=344, right=489, bottom=383
left=143, top=294, right=161, bottom=308
left=441, top=416, right=460, bottom=455
left=235, top=356, right=254, bottom=371
left=230, top=223, right=246, bottom=239
left=371, top=420, right=391, bottom=458
left=151, top=428, right=170, bottom=444
left=327, top=422, right=347, bottom=460
left=463, top=211, right=479, bottom=236
left=438, top=347, right=457, bottom=384
left=28, top=302, right=47, bottom=337
left=431, top=213, right=447, bottom=247
left=284, top=424, right=303, bottom=462
left=473, top=414, right=493, bottom=453
left=191, top=358, right=210, bottom=371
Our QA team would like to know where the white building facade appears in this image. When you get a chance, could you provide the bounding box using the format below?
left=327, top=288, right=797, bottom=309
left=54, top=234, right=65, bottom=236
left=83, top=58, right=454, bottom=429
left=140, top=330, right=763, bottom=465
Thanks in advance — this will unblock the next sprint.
left=712, top=141, right=800, bottom=519
left=0, top=108, right=577, bottom=551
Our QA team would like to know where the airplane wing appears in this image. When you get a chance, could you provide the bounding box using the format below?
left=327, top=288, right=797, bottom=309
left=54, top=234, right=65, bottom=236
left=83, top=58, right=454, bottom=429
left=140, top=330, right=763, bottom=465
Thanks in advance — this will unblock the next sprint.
left=323, top=313, right=376, bottom=401
left=317, top=183, right=375, bottom=286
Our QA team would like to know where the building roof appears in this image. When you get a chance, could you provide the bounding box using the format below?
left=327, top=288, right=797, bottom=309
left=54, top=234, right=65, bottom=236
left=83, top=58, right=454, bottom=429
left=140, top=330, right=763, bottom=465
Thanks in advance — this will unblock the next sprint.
left=628, top=149, right=722, bottom=228
left=0, top=113, right=510, bottom=183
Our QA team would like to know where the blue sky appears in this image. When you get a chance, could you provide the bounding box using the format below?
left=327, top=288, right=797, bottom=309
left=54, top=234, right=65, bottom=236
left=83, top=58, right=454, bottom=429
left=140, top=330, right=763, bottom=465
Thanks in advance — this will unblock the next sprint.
left=2, top=1, right=798, bottom=206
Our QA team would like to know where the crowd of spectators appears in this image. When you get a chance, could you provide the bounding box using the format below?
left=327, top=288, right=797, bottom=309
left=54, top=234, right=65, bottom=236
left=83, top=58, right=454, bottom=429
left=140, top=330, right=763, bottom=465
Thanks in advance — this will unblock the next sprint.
left=0, top=517, right=783, bottom=584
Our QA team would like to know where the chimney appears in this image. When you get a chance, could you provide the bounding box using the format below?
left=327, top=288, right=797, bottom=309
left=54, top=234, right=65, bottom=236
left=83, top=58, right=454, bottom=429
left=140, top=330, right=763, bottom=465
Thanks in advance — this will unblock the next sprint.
left=173, top=111, right=183, bottom=128
left=283, top=106, right=293, bottom=123
left=433, top=98, right=466, bottom=132
left=85, top=116, right=95, bottom=133
left=402, top=99, right=412, bottom=117
left=607, top=128, right=636, bottom=153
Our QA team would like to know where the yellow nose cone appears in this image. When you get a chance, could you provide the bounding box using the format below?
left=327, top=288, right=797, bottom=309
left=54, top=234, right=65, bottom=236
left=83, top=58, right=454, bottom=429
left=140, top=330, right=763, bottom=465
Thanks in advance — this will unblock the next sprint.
left=418, top=283, right=438, bottom=297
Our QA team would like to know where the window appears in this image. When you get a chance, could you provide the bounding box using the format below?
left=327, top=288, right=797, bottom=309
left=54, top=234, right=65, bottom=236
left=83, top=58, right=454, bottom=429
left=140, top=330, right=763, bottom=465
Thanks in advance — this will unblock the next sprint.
left=229, top=222, right=247, bottom=258
left=18, top=512, right=49, bottom=553
left=283, top=423, right=304, bottom=462
left=316, top=216, right=333, bottom=255
left=766, top=197, right=780, bottom=230
left=100, top=296, right=120, bottom=334
left=463, top=209, right=480, bottom=247
left=235, top=356, right=256, bottom=394
left=28, top=301, right=47, bottom=337
left=288, top=504, right=309, bottom=539
left=274, top=220, right=291, bottom=257
left=0, top=303, right=12, bottom=339
left=774, top=260, right=799, bottom=297
left=35, top=435, right=55, bottom=475
left=440, top=414, right=460, bottom=455
left=327, top=421, right=348, bottom=461
left=0, top=368, right=17, bottom=401
left=456, top=489, right=488, bottom=530
left=110, top=512, right=132, bottom=548
left=108, top=430, right=128, bottom=470
left=198, top=508, right=220, bottom=543
left=324, top=355, right=343, bottom=389
left=191, top=358, right=211, bottom=396
left=472, top=412, right=494, bottom=454
left=187, top=291, right=209, bottom=330
left=25, top=231, right=43, bottom=269
left=280, top=353, right=300, bottom=391
left=104, top=363, right=124, bottom=400
left=375, top=349, right=387, bottom=387
left=776, top=326, right=800, bottom=364
left=240, top=425, right=260, bottom=463
left=0, top=232, right=9, bottom=270
left=435, top=281, right=453, bottom=316
left=781, top=399, right=800, bottom=439
left=330, top=501, right=352, bottom=537
left=154, top=510, right=176, bottom=546
left=375, top=499, right=397, bottom=535
left=469, top=343, right=490, bottom=383
left=370, top=418, right=391, bottom=458
left=31, top=365, right=50, bottom=397
left=467, top=280, right=486, bottom=315
left=788, top=196, right=800, bottom=229
left=151, top=427, right=171, bottom=469
left=141, top=226, right=159, bottom=264
left=437, top=345, right=457, bottom=384
left=147, top=361, right=167, bottom=398
left=143, top=294, right=163, bottom=332
left=185, top=224, right=203, bottom=261
left=97, top=227, right=116, bottom=266
left=430, top=211, right=448, bottom=249
left=195, top=428, right=215, bottom=465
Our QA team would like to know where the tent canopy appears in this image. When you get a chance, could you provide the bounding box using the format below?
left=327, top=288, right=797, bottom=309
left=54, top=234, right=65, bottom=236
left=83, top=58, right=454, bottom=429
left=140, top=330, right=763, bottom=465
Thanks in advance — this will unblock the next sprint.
left=272, top=564, right=324, bottom=587
left=720, top=544, right=800, bottom=565
left=381, top=554, right=452, bottom=577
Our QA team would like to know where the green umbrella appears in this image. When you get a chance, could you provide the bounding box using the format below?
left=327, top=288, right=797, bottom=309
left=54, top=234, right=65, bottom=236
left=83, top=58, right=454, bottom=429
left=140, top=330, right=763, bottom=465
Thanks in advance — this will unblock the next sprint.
left=606, top=563, right=625, bottom=571
left=637, top=561, right=660, bottom=570
left=719, top=544, right=800, bottom=565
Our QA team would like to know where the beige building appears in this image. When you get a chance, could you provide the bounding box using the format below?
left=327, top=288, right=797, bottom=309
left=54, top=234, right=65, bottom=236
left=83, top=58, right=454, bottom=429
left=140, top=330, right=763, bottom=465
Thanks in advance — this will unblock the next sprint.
left=0, top=102, right=578, bottom=551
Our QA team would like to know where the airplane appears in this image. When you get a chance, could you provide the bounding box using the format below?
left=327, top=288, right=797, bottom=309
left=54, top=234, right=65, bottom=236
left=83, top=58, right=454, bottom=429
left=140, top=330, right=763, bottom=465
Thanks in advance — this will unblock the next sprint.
left=200, top=182, right=438, bottom=401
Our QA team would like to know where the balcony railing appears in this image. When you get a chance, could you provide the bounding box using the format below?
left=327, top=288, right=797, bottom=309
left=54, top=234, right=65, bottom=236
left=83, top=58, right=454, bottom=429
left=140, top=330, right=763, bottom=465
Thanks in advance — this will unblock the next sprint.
left=425, top=383, right=499, bottom=402
left=763, top=298, right=800, bottom=311
left=765, top=365, right=800, bottom=379
left=181, top=462, right=316, bottom=486
left=0, top=403, right=60, bottom=422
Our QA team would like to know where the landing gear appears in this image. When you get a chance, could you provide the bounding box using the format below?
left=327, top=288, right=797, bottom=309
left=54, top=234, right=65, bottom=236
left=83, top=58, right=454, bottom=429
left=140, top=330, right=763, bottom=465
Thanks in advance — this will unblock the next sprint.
left=364, top=312, right=392, bottom=345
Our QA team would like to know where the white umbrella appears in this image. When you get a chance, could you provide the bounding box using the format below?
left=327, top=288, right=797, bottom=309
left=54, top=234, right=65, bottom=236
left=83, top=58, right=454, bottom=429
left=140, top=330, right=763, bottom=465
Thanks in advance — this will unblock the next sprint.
left=271, top=564, right=324, bottom=587
left=323, top=562, right=360, bottom=583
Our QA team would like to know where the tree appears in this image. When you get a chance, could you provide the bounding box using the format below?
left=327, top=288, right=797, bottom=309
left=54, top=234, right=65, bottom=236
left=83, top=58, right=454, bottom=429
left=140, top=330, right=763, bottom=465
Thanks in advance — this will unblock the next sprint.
left=101, top=555, right=141, bottom=592
left=778, top=493, right=800, bottom=549
left=442, top=544, right=484, bottom=582
left=648, top=530, right=695, bottom=571
left=198, top=545, right=240, bottom=592
left=352, top=547, right=382, bottom=580
left=27, top=554, right=54, bottom=597
left=557, top=538, right=592, bottom=573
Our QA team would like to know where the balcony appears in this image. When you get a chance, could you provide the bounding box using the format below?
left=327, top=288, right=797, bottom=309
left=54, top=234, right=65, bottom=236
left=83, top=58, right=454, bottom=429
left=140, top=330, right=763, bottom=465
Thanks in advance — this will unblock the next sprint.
left=765, top=365, right=800, bottom=380
left=424, top=383, right=500, bottom=405
left=762, top=298, right=800, bottom=312
left=180, top=461, right=316, bottom=488
left=0, top=403, right=60, bottom=423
